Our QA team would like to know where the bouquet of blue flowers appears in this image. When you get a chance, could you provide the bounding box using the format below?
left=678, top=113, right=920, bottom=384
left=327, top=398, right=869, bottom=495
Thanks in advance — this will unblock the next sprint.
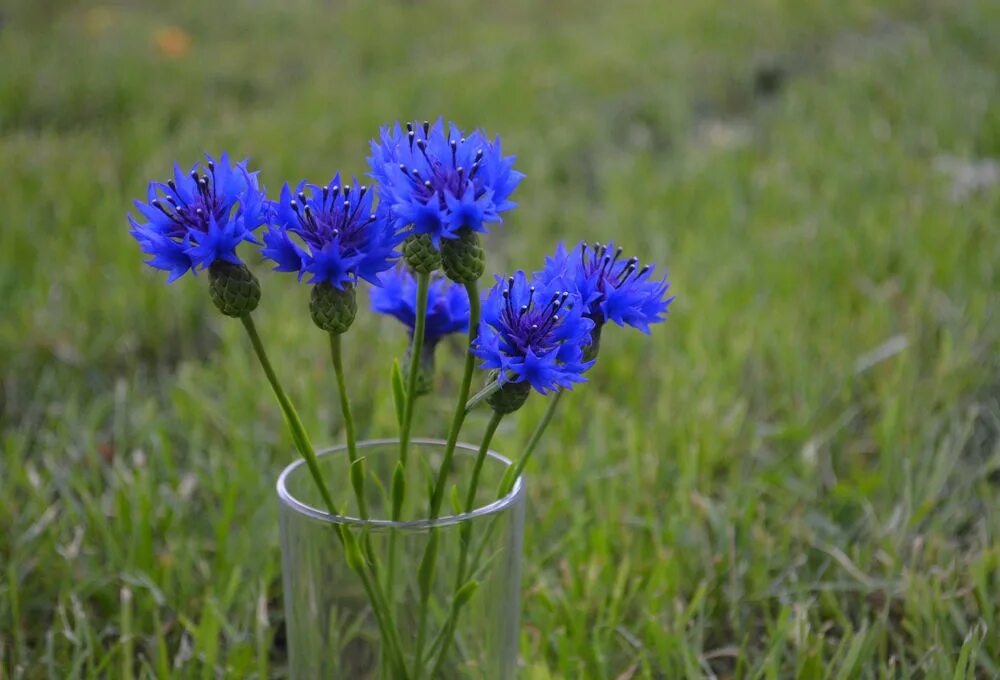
left=129, top=120, right=672, bottom=679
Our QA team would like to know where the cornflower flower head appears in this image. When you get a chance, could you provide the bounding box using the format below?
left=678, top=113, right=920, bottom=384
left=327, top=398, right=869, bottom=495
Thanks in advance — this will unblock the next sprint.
left=368, top=119, right=523, bottom=246
left=541, top=240, right=673, bottom=335
left=473, top=271, right=594, bottom=397
left=261, top=175, right=399, bottom=289
left=128, top=153, right=267, bottom=282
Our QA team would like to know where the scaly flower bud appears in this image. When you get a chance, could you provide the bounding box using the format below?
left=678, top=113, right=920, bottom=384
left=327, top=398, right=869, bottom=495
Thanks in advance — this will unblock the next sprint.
left=208, top=261, right=261, bottom=317
left=440, top=227, right=485, bottom=284
left=402, top=233, right=441, bottom=274
left=310, top=283, right=358, bottom=334
left=486, top=378, right=531, bottom=414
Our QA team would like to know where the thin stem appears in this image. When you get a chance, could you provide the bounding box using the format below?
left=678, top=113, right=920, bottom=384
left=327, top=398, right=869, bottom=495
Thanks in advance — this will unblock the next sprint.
left=444, top=389, right=565, bottom=661
left=417, top=410, right=503, bottom=679
left=463, top=410, right=504, bottom=512
left=509, top=389, right=564, bottom=492
left=426, top=389, right=567, bottom=672
left=329, top=332, right=366, bottom=518
left=412, top=280, right=481, bottom=679
left=428, top=280, right=481, bottom=517
left=463, top=376, right=506, bottom=415
left=240, top=314, right=335, bottom=512
left=398, top=270, right=431, bottom=473
left=338, top=534, right=406, bottom=677
left=426, top=394, right=562, bottom=674
left=239, top=315, right=408, bottom=678
left=385, top=271, right=432, bottom=659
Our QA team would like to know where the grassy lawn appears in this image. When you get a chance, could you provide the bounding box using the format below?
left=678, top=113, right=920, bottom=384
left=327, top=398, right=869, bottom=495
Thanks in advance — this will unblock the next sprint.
left=1, top=0, right=998, bottom=677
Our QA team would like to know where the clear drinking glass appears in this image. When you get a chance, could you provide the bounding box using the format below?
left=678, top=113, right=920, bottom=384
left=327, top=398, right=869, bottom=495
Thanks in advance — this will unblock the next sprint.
left=277, top=438, right=525, bottom=679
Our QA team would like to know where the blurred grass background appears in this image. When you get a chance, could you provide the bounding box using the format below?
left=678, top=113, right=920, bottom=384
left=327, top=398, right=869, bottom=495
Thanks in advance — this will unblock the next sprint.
left=1, top=0, right=999, bottom=677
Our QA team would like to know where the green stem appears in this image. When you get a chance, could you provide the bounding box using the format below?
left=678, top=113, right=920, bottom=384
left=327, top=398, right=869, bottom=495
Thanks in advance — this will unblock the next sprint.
left=240, top=314, right=335, bottom=512
left=239, top=315, right=408, bottom=678
left=463, top=410, right=504, bottom=513
left=398, top=270, right=431, bottom=473
left=329, top=332, right=367, bottom=518
left=417, top=410, right=503, bottom=679
left=345, top=529, right=410, bottom=679
left=428, top=280, right=481, bottom=517
left=412, top=280, right=481, bottom=678
left=385, top=271, right=431, bottom=659
left=332, top=331, right=390, bottom=668
left=431, top=390, right=563, bottom=677
left=507, top=389, right=564, bottom=492
left=463, top=375, right=508, bottom=415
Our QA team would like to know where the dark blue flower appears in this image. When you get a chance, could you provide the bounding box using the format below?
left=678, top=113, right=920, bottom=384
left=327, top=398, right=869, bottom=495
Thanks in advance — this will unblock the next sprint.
left=540, top=241, right=673, bottom=334
left=368, top=119, right=524, bottom=245
left=370, top=266, right=470, bottom=346
left=261, top=175, right=400, bottom=289
left=128, top=153, right=267, bottom=282
left=473, top=271, right=594, bottom=395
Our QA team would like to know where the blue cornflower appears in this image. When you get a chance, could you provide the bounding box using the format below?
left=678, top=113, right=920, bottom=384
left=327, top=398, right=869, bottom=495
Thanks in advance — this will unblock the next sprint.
left=368, top=119, right=524, bottom=245
left=541, top=241, right=673, bottom=334
left=128, top=153, right=268, bottom=282
left=260, top=175, right=399, bottom=289
left=473, top=271, right=594, bottom=395
left=370, top=266, right=470, bottom=346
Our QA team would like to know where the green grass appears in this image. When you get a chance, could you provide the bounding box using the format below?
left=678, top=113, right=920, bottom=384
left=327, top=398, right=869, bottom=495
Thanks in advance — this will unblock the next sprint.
left=1, top=0, right=999, bottom=677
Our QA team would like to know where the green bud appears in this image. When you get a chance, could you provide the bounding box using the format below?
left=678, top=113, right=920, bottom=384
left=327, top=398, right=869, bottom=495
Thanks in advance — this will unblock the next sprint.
left=417, top=529, right=439, bottom=601
left=391, top=461, right=406, bottom=520
left=310, top=283, right=357, bottom=334
left=390, top=360, right=406, bottom=430
left=441, top=227, right=485, bottom=284
left=403, top=233, right=441, bottom=273
left=350, top=458, right=367, bottom=515
left=208, top=261, right=260, bottom=317
left=342, top=529, right=366, bottom=573
left=454, top=579, right=480, bottom=609
left=486, top=379, right=531, bottom=415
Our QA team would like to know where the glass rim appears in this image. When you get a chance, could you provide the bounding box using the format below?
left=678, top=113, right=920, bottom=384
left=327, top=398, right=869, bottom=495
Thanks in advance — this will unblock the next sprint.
left=276, top=437, right=525, bottom=529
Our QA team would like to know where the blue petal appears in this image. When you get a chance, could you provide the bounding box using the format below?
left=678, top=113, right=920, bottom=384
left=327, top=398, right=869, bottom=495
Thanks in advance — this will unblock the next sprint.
left=261, top=228, right=306, bottom=277
left=184, top=216, right=244, bottom=269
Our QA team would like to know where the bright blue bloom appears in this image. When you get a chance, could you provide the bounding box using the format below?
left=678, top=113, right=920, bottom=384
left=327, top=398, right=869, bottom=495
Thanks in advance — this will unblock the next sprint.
left=128, top=153, right=267, bottom=282
left=370, top=266, right=470, bottom=346
left=540, top=241, right=673, bottom=334
left=261, top=175, right=399, bottom=289
left=368, top=119, right=524, bottom=245
left=473, top=271, right=594, bottom=395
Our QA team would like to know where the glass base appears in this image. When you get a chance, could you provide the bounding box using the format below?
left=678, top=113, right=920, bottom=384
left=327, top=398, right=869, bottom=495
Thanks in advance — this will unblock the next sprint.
left=277, top=438, right=524, bottom=679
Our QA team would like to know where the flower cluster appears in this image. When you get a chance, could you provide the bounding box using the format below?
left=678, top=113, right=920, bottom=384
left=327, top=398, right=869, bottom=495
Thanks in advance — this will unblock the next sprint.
left=368, top=119, right=523, bottom=245
left=127, top=125, right=672, bottom=403
left=128, top=153, right=268, bottom=282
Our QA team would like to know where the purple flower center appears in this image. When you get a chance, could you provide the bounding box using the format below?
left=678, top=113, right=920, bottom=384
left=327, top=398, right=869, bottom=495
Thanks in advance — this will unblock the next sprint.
left=500, top=278, right=572, bottom=355
left=580, top=242, right=650, bottom=298
left=398, top=121, right=487, bottom=209
left=288, top=184, right=377, bottom=252
left=151, top=164, right=227, bottom=238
